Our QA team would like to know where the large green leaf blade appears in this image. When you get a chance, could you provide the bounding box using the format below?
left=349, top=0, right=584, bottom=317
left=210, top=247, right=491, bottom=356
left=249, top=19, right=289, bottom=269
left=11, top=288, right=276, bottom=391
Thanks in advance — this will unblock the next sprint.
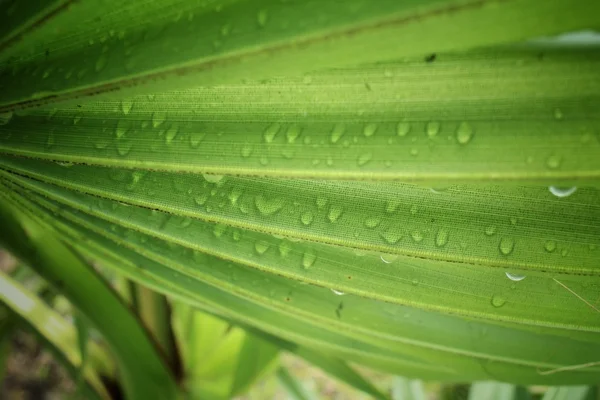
left=1, top=0, right=599, bottom=111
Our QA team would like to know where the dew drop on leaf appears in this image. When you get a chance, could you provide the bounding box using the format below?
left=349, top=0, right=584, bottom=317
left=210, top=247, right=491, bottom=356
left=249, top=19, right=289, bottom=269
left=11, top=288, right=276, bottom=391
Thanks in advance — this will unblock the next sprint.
left=254, top=240, right=270, bottom=254
left=327, top=205, right=343, bottom=222
left=278, top=241, right=291, bottom=257
left=380, top=254, right=399, bottom=264
left=549, top=186, right=576, bottom=198
left=357, top=152, right=372, bottom=166
left=263, top=123, right=280, bottom=143
left=505, top=272, right=526, bottom=281
left=121, top=99, right=133, bottom=115
left=115, top=120, right=129, bottom=138
left=165, top=125, right=178, bottom=144
left=409, top=205, right=418, bottom=215
left=194, top=194, right=208, bottom=206
left=152, top=111, right=167, bottom=128
left=546, top=155, right=561, bottom=169
left=302, top=250, right=316, bottom=269
left=257, top=9, right=268, bottom=27
left=484, top=225, right=496, bottom=236
left=491, top=294, right=506, bottom=308
left=203, top=174, right=224, bottom=184
left=213, top=224, right=227, bottom=237
left=381, top=227, right=402, bottom=244
left=456, top=122, right=474, bottom=144
left=411, top=231, right=424, bottom=243
left=363, top=123, right=377, bottom=137
left=499, top=237, right=515, bottom=255
left=330, top=123, right=345, bottom=143
left=95, top=54, right=108, bottom=72
left=300, top=211, right=314, bottom=226
left=386, top=200, right=400, bottom=213
left=396, top=121, right=410, bottom=137
left=46, top=132, right=55, bottom=149
left=228, top=188, right=243, bottom=206
left=255, top=195, right=284, bottom=216
left=241, top=145, right=253, bottom=157
left=364, top=217, right=381, bottom=228
left=116, top=141, right=133, bottom=156
left=190, top=132, right=206, bottom=148
left=426, top=121, right=440, bottom=137
left=331, top=289, right=345, bottom=296
left=286, top=124, right=301, bottom=143
left=553, top=108, right=563, bottom=120
left=435, top=228, right=449, bottom=247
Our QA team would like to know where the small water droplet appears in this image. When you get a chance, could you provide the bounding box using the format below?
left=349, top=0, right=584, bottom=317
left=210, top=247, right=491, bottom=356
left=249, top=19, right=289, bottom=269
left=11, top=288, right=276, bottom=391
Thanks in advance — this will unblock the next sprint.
left=426, top=121, right=440, bottom=137
left=190, top=132, right=206, bottom=148
left=499, top=237, right=515, bottom=255
left=263, top=123, right=280, bottom=143
left=121, top=99, right=133, bottom=115
left=386, top=200, right=400, bottom=213
left=95, top=54, right=108, bottom=71
left=485, top=225, right=496, bottom=236
left=435, top=228, right=449, bottom=247
left=257, top=10, right=268, bottom=27
left=232, top=230, right=241, bottom=241
left=152, top=111, right=166, bottom=128
left=278, top=241, right=291, bottom=257
left=363, top=123, right=377, bottom=137
left=302, top=250, right=317, bottom=269
left=410, top=231, right=424, bottom=243
left=397, top=121, right=410, bottom=137
left=194, top=194, right=208, bottom=206
left=510, top=217, right=518, bottom=225
left=286, top=124, right=301, bottom=143
left=255, top=240, right=270, bottom=254
left=331, top=289, right=345, bottom=296
left=357, top=152, right=372, bottom=166
left=553, top=108, right=563, bottom=120
left=549, top=186, right=576, bottom=198
left=561, top=248, right=568, bottom=257
left=300, top=211, right=314, bottom=226
left=410, top=148, right=419, bottom=156
left=255, top=195, right=284, bottom=215
left=316, top=197, right=327, bottom=209
left=241, top=145, right=253, bottom=157
left=116, top=141, right=133, bottom=156
left=505, top=272, right=526, bottom=282
left=115, top=120, right=129, bottom=138
left=213, top=224, right=227, bottom=237
left=220, top=23, right=231, bottom=36
left=546, top=155, right=561, bottom=169
left=456, top=122, right=474, bottom=144
left=330, top=123, right=345, bottom=143
left=327, top=205, right=343, bottom=222
left=203, top=174, right=224, bottom=184
left=165, top=125, right=178, bottom=144
left=491, top=294, right=506, bottom=308
left=364, top=217, right=381, bottom=228
left=0, top=111, right=13, bottom=126
left=46, top=132, right=55, bottom=148
left=381, top=227, right=402, bottom=244
left=228, top=188, right=243, bottom=206
left=380, top=254, right=399, bottom=264
left=259, top=156, right=269, bottom=165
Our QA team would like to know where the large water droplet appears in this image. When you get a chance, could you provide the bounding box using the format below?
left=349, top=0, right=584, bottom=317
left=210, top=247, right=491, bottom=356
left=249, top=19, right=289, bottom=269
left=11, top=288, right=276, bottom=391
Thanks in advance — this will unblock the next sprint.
left=263, top=123, right=280, bottom=143
left=152, top=111, right=167, bottom=128
left=121, top=99, right=133, bottom=115
left=302, top=250, right=316, bottom=269
left=255, top=195, right=284, bottom=216
left=364, top=217, right=381, bottom=228
left=331, top=289, right=345, bottom=296
left=485, top=225, right=497, bottom=236
left=330, top=123, right=345, bottom=143
left=435, top=228, right=449, bottom=247
left=410, top=231, right=424, bottom=243
left=544, top=240, right=557, bottom=253
left=255, top=240, right=270, bottom=254
left=505, top=272, right=526, bottom=282
left=499, top=237, right=515, bottom=255
left=549, top=186, right=576, bottom=198
left=300, top=211, right=314, bottom=226
left=456, top=122, right=474, bottom=144
left=363, top=123, right=377, bottom=137
left=381, top=228, right=402, bottom=244
left=327, top=205, right=343, bottom=222
left=95, top=54, right=108, bottom=71
left=491, top=294, right=506, bottom=308
left=357, top=152, right=372, bottom=166
left=426, top=121, right=440, bottom=137
left=203, top=174, right=224, bottom=184
left=165, top=125, right=178, bottom=144
left=228, top=188, right=243, bottom=206
left=396, top=121, right=410, bottom=137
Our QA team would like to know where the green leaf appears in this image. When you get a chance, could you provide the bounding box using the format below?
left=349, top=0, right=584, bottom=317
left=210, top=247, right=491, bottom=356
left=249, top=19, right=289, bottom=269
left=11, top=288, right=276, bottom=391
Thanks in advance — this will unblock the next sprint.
left=230, top=333, right=279, bottom=397
left=468, top=382, right=531, bottom=400
left=542, top=386, right=596, bottom=400
left=294, top=347, right=389, bottom=400
left=2, top=44, right=600, bottom=183
left=0, top=270, right=110, bottom=400
left=0, top=194, right=180, bottom=400
left=276, top=367, right=316, bottom=400
left=2, top=0, right=598, bottom=111
left=391, top=376, right=427, bottom=400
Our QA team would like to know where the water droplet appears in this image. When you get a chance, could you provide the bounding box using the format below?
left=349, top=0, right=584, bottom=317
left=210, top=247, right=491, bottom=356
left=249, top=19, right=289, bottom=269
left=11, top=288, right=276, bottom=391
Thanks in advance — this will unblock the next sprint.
left=549, top=186, right=576, bottom=198
left=546, top=155, right=561, bottom=169
left=46, top=132, right=55, bottom=148
left=505, top=272, right=526, bottom=282
left=190, top=132, right=206, bottom=148
left=203, top=174, right=224, bottom=184
left=397, top=121, right=410, bottom=137
left=286, top=124, right=301, bottom=143
left=259, top=156, right=269, bottom=165
left=561, top=248, right=568, bottom=257
left=213, top=224, right=227, bottom=237
left=116, top=141, right=133, bottom=156
left=380, top=254, right=399, bottom=263
left=152, top=111, right=166, bottom=128
left=499, top=237, right=515, bottom=255
left=510, top=217, right=518, bottom=225
left=115, top=120, right=129, bottom=138
left=381, top=227, right=402, bottom=244
left=426, top=121, right=440, bottom=137
left=232, top=230, right=241, bottom=241
left=331, top=289, right=345, bottom=296
left=364, top=217, right=381, bottom=228
left=263, top=123, right=280, bottom=143
left=456, top=122, right=474, bottom=144
left=121, top=99, right=133, bottom=115
left=180, top=217, right=192, bottom=228
left=485, top=225, right=496, bottom=236
left=386, top=200, right=400, bottom=213
left=357, top=152, right=372, bottom=166
left=316, top=197, right=327, bottom=209
left=241, top=145, right=253, bottom=157
left=363, top=123, right=377, bottom=137
left=491, top=294, right=506, bottom=308
left=327, top=205, right=343, bottom=222
left=410, top=148, right=419, bottom=156
left=255, top=195, right=284, bottom=216
left=257, top=10, right=268, bottom=27
left=194, top=194, right=208, bottom=206
left=278, top=241, right=291, bottom=257
left=0, top=111, right=13, bottom=126
left=410, top=231, right=424, bottom=243
left=300, top=211, right=314, bottom=226
left=95, top=54, right=108, bottom=71
left=255, top=240, right=270, bottom=254
left=435, top=228, right=449, bottom=247
left=330, top=123, right=345, bottom=143
left=302, top=250, right=316, bottom=269
left=220, top=23, right=231, bottom=36
left=228, top=188, right=243, bottom=206
left=553, top=108, right=563, bottom=120
left=165, top=125, right=178, bottom=144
